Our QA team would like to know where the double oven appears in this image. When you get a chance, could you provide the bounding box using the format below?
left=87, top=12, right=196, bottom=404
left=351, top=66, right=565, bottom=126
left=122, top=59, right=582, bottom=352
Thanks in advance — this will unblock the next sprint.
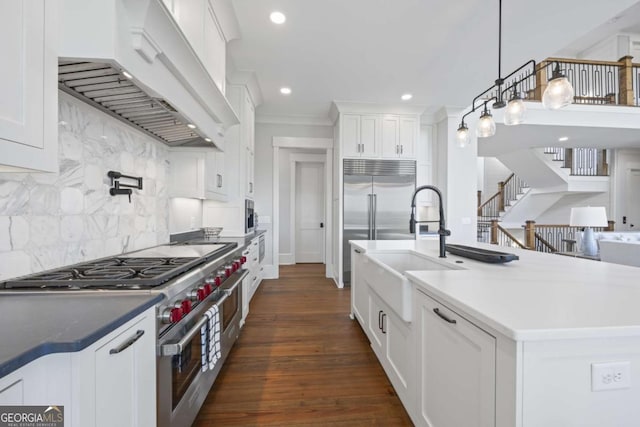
left=1, top=241, right=248, bottom=427
left=155, top=245, right=247, bottom=427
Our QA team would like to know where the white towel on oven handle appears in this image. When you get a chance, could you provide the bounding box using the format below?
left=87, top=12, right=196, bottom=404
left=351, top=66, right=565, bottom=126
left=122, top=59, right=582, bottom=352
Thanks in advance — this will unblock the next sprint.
left=200, top=305, right=222, bottom=372
left=207, top=305, right=221, bottom=370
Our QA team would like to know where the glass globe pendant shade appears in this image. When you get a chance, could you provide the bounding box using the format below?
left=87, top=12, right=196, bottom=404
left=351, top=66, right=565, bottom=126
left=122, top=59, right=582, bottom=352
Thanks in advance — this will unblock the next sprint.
left=504, top=97, right=526, bottom=126
left=476, top=109, right=496, bottom=138
left=456, top=123, right=470, bottom=147
left=542, top=68, right=574, bottom=109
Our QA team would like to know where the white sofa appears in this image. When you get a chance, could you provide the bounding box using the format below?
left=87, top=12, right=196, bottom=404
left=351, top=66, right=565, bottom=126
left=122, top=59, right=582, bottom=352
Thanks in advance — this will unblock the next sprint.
left=599, top=240, right=640, bottom=267
left=579, top=232, right=640, bottom=267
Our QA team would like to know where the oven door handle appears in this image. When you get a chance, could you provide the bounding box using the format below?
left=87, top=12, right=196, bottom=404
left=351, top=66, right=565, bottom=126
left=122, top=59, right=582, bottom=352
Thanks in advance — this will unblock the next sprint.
left=160, top=271, right=247, bottom=357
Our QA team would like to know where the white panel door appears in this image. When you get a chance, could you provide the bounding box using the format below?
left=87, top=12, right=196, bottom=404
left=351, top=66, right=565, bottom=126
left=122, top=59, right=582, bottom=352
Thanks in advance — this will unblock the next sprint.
left=342, top=114, right=361, bottom=157
left=203, top=2, right=226, bottom=93
left=360, top=115, right=379, bottom=157
left=399, top=117, right=417, bottom=158
left=295, top=162, right=325, bottom=263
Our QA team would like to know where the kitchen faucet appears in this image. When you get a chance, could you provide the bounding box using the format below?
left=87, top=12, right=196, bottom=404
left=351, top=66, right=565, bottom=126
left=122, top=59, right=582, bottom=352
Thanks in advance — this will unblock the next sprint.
left=410, top=185, right=451, bottom=258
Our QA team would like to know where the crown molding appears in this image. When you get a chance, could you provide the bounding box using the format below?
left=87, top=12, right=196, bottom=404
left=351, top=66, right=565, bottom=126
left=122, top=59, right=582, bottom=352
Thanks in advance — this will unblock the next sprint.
left=255, top=113, right=333, bottom=127
left=226, top=70, right=264, bottom=107
left=332, top=101, right=427, bottom=116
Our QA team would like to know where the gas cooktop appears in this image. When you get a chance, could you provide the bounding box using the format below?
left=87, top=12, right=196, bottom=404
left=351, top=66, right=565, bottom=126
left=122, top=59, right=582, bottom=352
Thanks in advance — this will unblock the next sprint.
left=2, top=243, right=237, bottom=290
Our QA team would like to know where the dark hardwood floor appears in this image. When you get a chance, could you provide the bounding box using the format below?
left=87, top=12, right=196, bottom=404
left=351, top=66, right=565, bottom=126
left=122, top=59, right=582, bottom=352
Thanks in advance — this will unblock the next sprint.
left=193, top=263, right=413, bottom=426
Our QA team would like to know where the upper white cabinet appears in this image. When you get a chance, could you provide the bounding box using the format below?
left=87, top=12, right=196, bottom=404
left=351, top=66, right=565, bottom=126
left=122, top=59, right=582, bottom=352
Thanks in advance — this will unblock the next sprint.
left=227, top=85, right=255, bottom=199
left=165, top=0, right=226, bottom=92
left=0, top=0, right=57, bottom=172
left=382, top=115, right=417, bottom=158
left=169, top=148, right=227, bottom=201
left=339, top=113, right=418, bottom=160
left=341, top=114, right=379, bottom=157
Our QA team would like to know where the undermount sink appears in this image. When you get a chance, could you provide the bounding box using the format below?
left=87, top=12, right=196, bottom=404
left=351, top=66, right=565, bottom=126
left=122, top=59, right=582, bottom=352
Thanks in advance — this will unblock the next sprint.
left=363, top=251, right=462, bottom=322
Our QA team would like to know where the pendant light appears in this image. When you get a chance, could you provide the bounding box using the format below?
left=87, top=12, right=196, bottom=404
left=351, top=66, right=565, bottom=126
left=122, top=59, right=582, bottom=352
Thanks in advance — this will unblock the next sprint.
left=454, top=0, right=575, bottom=145
left=476, top=104, right=496, bottom=138
left=504, top=84, right=526, bottom=126
left=456, top=122, right=470, bottom=147
left=542, top=63, right=574, bottom=109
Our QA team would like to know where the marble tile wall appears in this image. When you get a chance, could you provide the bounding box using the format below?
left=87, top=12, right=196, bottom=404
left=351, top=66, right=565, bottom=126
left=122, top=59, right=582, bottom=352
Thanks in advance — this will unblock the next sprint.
left=0, top=92, right=170, bottom=280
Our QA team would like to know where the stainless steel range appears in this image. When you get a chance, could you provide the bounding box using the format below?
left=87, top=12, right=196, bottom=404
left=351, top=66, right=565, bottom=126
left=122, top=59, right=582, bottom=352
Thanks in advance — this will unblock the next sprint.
left=1, top=242, right=248, bottom=427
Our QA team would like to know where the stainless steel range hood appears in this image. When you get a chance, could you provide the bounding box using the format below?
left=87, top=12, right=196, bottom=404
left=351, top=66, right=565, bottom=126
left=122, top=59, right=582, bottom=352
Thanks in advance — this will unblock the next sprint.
left=59, top=61, right=212, bottom=146
left=58, top=0, right=240, bottom=148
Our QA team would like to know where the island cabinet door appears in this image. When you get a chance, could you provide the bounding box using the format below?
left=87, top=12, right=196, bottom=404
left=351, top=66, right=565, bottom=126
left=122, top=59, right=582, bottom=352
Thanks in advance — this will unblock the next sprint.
left=416, top=289, right=496, bottom=427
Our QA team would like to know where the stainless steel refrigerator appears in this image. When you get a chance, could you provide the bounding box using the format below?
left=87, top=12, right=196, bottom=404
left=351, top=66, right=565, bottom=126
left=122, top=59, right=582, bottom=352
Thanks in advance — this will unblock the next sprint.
left=343, top=159, right=416, bottom=283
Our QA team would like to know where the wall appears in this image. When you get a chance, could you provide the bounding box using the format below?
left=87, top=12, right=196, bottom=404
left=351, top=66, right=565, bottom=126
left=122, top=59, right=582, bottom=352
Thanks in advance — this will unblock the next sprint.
left=169, top=198, right=203, bottom=233
left=535, top=192, right=611, bottom=224
left=254, top=122, right=334, bottom=268
left=0, top=92, right=170, bottom=280
left=480, top=157, right=512, bottom=203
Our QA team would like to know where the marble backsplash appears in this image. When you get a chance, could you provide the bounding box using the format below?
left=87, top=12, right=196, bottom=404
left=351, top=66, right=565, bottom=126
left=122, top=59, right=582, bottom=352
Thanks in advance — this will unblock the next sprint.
left=0, top=92, right=170, bottom=280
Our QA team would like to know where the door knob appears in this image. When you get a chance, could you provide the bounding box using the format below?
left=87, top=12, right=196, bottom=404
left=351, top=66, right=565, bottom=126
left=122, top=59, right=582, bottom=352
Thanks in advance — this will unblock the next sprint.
left=320, top=222, right=324, bottom=228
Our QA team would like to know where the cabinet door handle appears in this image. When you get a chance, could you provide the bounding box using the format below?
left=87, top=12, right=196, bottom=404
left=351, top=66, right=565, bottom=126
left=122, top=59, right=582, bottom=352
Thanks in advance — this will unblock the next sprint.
left=381, top=313, right=386, bottom=334
left=400, top=145, right=403, bottom=155
left=354, top=249, right=362, bottom=254
left=109, top=330, right=145, bottom=354
left=433, top=308, right=457, bottom=324
left=378, top=310, right=383, bottom=329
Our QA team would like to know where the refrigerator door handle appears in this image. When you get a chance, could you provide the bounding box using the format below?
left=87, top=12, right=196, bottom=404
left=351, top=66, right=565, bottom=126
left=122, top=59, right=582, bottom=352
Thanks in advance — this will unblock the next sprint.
left=372, top=194, right=377, bottom=240
left=367, top=194, right=373, bottom=240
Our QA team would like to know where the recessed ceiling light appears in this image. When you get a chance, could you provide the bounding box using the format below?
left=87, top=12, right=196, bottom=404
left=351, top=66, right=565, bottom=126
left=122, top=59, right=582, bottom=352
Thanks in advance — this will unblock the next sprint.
left=204, top=137, right=212, bottom=143
left=270, top=11, right=286, bottom=24
left=558, top=136, right=569, bottom=142
left=187, top=123, right=197, bottom=129
left=401, top=93, right=413, bottom=101
left=280, top=87, right=292, bottom=95
left=122, top=70, right=133, bottom=79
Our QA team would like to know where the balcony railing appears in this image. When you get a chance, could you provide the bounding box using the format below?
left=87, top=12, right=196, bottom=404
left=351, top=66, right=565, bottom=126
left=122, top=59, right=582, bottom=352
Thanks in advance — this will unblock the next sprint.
left=526, top=56, right=640, bottom=107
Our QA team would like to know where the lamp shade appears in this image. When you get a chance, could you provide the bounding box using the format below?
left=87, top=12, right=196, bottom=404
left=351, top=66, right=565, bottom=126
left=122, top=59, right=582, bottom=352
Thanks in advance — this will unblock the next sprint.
left=569, top=207, right=608, bottom=227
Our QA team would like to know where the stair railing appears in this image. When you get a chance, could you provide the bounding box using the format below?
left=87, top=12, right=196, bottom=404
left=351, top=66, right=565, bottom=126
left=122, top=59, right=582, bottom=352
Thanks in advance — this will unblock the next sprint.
left=489, top=220, right=527, bottom=249
left=523, top=220, right=615, bottom=253
left=543, top=147, right=609, bottom=176
left=477, top=173, right=528, bottom=219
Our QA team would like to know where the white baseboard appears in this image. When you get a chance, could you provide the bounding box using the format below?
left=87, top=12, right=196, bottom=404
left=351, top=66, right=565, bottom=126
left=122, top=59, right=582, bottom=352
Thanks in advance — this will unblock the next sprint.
left=279, top=253, right=295, bottom=265
left=262, top=264, right=278, bottom=279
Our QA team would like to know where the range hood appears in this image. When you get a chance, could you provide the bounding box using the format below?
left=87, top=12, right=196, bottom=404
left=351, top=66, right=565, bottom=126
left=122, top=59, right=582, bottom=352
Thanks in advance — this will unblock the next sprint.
left=58, top=0, right=239, bottom=148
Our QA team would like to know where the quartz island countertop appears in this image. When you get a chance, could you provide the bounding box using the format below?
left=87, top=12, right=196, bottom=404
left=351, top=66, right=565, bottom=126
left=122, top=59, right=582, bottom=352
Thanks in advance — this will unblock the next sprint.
left=350, top=239, right=640, bottom=341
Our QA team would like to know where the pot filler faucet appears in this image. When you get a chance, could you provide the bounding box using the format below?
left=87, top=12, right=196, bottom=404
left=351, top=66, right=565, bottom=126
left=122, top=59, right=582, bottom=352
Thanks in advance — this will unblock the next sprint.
left=410, top=185, right=451, bottom=258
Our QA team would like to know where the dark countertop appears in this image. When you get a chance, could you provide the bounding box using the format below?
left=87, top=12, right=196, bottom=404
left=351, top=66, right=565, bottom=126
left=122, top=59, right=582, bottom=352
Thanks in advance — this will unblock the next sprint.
left=0, top=293, right=163, bottom=378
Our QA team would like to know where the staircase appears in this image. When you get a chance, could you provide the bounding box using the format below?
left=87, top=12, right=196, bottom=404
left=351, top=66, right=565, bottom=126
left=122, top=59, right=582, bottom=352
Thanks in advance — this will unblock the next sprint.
left=478, top=147, right=610, bottom=244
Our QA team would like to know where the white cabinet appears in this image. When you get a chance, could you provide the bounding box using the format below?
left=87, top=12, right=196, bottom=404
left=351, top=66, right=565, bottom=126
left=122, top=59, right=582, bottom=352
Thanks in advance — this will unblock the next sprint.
left=203, top=1, right=226, bottom=93
left=341, top=113, right=417, bottom=159
left=382, top=115, right=417, bottom=158
left=415, top=289, right=496, bottom=427
left=0, top=0, right=57, bottom=172
left=169, top=148, right=227, bottom=201
left=0, top=307, right=155, bottom=427
left=92, top=312, right=156, bottom=427
left=73, top=307, right=156, bottom=427
left=168, top=0, right=226, bottom=92
left=246, top=148, right=255, bottom=198
left=367, top=290, right=413, bottom=405
left=350, top=248, right=368, bottom=326
left=341, top=114, right=379, bottom=157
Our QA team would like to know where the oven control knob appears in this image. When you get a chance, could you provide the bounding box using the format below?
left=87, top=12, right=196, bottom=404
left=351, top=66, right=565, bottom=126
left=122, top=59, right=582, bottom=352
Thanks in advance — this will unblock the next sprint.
left=224, top=265, right=233, bottom=277
left=181, top=299, right=192, bottom=314
left=241, top=256, right=247, bottom=264
left=203, top=283, right=213, bottom=296
left=214, top=276, right=223, bottom=286
left=190, top=287, right=207, bottom=301
left=162, top=306, right=183, bottom=324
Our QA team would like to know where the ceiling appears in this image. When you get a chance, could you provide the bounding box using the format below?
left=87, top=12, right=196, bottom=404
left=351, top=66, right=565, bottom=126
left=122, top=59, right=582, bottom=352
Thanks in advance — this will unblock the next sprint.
left=228, top=0, right=640, bottom=123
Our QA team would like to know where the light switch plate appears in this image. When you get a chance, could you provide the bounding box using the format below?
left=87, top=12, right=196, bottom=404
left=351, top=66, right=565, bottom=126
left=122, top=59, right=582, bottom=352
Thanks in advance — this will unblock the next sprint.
left=591, top=361, right=631, bottom=391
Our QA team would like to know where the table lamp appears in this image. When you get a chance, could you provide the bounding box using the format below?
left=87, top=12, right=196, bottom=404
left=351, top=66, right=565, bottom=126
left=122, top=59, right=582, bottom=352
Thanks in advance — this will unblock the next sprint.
left=569, top=207, right=608, bottom=256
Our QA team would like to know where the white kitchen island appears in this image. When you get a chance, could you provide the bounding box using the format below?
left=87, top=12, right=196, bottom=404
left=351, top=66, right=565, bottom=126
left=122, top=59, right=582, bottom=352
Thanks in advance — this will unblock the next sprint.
left=350, top=239, right=640, bottom=427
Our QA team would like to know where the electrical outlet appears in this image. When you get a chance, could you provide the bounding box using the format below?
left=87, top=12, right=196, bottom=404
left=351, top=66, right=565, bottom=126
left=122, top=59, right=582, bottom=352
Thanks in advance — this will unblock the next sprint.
left=591, top=361, right=631, bottom=391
